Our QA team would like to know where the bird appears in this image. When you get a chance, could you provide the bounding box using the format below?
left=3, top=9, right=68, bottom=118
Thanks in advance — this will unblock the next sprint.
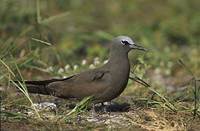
left=15, top=36, right=146, bottom=104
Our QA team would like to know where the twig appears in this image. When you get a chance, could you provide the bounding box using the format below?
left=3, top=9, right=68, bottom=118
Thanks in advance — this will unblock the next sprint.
left=31, top=38, right=52, bottom=46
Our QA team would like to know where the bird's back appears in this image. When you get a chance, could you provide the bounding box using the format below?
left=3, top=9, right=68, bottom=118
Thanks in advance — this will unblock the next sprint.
left=46, top=67, right=111, bottom=99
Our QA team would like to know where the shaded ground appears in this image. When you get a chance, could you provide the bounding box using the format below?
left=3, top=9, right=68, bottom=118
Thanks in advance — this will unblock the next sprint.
left=1, top=92, right=200, bottom=131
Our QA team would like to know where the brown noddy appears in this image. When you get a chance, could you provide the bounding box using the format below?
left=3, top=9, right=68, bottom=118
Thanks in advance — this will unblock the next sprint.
left=16, top=36, right=146, bottom=104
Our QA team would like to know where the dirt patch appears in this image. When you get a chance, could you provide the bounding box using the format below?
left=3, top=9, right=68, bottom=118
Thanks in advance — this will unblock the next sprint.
left=1, top=99, right=200, bottom=130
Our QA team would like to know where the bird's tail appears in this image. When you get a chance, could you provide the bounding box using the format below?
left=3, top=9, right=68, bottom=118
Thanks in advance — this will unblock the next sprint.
left=13, top=75, right=74, bottom=95
left=13, top=79, right=58, bottom=95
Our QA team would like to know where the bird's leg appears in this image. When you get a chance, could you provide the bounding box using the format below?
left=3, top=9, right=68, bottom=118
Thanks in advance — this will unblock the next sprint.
left=108, top=101, right=112, bottom=115
left=100, top=102, right=108, bottom=112
left=102, top=101, right=112, bottom=113
left=103, top=102, right=108, bottom=113
left=92, top=103, right=95, bottom=111
left=36, top=94, right=42, bottom=104
left=91, top=103, right=97, bottom=117
left=99, top=102, right=106, bottom=113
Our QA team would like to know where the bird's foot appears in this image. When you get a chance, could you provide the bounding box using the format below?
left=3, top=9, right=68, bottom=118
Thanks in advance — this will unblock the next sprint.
left=92, top=101, right=112, bottom=113
left=91, top=103, right=98, bottom=118
left=98, top=101, right=130, bottom=112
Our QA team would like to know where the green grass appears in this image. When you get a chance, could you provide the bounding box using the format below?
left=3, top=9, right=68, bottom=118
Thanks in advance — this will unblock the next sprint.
left=1, top=0, right=200, bottom=130
left=0, top=58, right=41, bottom=119
left=178, top=59, right=200, bottom=118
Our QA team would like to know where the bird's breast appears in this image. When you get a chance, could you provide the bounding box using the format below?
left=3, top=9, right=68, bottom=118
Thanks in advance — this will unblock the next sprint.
left=108, top=59, right=130, bottom=98
left=112, top=64, right=130, bottom=87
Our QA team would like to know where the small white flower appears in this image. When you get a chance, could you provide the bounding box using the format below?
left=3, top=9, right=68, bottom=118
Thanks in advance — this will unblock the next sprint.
left=94, top=57, right=100, bottom=65
left=94, top=57, right=99, bottom=61
left=155, top=68, right=161, bottom=74
left=81, top=59, right=87, bottom=65
left=54, top=76, right=61, bottom=79
left=62, top=76, right=68, bottom=78
left=64, top=64, right=70, bottom=71
left=58, top=68, right=64, bottom=74
left=103, top=59, right=108, bottom=64
left=89, top=64, right=95, bottom=69
left=46, top=66, right=53, bottom=72
left=165, top=69, right=171, bottom=75
left=73, top=65, right=78, bottom=70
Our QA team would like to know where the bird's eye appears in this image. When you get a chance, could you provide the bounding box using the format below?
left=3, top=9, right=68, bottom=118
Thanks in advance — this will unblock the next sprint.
left=121, top=40, right=130, bottom=45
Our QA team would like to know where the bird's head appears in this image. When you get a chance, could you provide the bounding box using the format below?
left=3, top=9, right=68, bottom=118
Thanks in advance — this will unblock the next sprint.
left=112, top=36, right=147, bottom=53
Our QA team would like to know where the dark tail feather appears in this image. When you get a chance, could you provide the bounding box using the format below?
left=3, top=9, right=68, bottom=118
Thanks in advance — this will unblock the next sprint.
left=25, top=84, right=51, bottom=95
left=13, top=80, right=54, bottom=95
left=13, top=75, right=75, bottom=95
left=23, top=79, right=63, bottom=95
left=24, top=78, right=64, bottom=85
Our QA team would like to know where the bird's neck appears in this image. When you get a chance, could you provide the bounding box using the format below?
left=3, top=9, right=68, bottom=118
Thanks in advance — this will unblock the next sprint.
left=107, top=49, right=130, bottom=69
left=104, top=48, right=131, bottom=98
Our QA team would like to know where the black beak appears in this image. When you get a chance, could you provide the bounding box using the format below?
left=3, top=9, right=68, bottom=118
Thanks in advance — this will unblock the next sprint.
left=130, top=44, right=147, bottom=51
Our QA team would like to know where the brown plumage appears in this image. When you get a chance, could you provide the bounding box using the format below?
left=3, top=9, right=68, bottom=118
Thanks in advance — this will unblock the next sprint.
left=16, top=36, right=146, bottom=103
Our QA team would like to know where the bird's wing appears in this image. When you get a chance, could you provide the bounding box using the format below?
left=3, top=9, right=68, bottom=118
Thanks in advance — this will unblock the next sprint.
left=47, top=68, right=111, bottom=99
left=54, top=68, right=110, bottom=82
left=23, top=75, right=74, bottom=85
left=83, top=69, right=110, bottom=81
